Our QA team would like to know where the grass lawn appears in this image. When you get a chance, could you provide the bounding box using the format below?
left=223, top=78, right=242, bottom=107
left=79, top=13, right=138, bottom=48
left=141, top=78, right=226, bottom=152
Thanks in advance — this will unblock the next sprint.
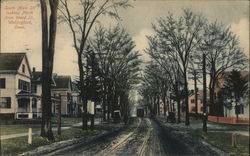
left=0, top=117, right=83, bottom=136
left=208, top=124, right=249, bottom=131
left=0, top=124, right=41, bottom=136
left=177, top=128, right=249, bottom=156
left=51, top=117, right=82, bottom=125
left=203, top=132, right=249, bottom=156
left=189, top=116, right=203, bottom=123
left=1, top=125, right=117, bottom=156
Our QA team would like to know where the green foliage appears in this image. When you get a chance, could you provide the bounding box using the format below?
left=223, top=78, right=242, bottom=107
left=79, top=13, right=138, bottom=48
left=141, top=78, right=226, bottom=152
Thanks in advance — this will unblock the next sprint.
left=222, top=70, right=248, bottom=100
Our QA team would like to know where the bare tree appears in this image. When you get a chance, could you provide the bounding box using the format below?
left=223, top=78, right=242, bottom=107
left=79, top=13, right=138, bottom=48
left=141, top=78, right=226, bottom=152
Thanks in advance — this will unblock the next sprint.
left=146, top=43, right=183, bottom=122
left=89, top=25, right=141, bottom=122
left=188, top=59, right=202, bottom=119
left=199, top=21, right=248, bottom=115
left=40, top=0, right=59, bottom=140
left=58, top=0, right=130, bottom=129
left=150, top=9, right=205, bottom=125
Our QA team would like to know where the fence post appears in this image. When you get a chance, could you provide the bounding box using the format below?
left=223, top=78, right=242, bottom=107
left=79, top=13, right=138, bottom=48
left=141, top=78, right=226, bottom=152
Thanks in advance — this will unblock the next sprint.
left=231, top=133, right=237, bottom=147
left=28, top=128, right=32, bottom=144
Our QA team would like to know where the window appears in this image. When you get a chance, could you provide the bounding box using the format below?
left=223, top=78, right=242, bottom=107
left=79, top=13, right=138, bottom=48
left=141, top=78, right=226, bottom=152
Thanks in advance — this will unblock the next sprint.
left=22, top=64, right=25, bottom=73
left=200, top=107, right=203, bottom=112
left=31, top=84, right=37, bottom=93
left=235, top=105, right=244, bottom=114
left=191, top=99, right=195, bottom=103
left=191, top=106, right=196, bottom=112
left=0, top=78, right=5, bottom=88
left=18, top=99, right=29, bottom=108
left=32, top=98, right=37, bottom=108
left=18, top=79, right=30, bottom=91
left=17, top=114, right=28, bottom=118
left=200, top=99, right=203, bottom=104
left=240, top=105, right=244, bottom=114
left=0, top=97, right=11, bottom=108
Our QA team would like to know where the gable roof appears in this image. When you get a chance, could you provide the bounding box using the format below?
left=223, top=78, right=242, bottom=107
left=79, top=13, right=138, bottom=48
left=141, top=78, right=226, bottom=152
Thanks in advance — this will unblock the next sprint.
left=0, top=53, right=26, bottom=70
left=52, top=75, right=72, bottom=89
left=32, top=71, right=56, bottom=86
left=32, top=71, right=42, bottom=81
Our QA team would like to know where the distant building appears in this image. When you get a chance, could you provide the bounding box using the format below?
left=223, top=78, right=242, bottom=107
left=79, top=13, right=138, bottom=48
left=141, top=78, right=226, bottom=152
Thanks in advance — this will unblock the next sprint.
left=51, top=75, right=73, bottom=116
left=71, top=82, right=82, bottom=116
left=188, top=91, right=210, bottom=114
left=31, top=69, right=60, bottom=117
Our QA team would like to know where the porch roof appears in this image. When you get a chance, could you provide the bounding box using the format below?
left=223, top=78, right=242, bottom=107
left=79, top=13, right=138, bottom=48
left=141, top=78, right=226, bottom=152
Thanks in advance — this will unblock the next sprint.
left=16, top=91, right=40, bottom=98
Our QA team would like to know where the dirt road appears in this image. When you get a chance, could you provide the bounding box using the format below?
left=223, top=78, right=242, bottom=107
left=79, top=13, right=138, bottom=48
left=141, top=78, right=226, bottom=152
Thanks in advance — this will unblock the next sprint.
left=38, top=117, right=224, bottom=156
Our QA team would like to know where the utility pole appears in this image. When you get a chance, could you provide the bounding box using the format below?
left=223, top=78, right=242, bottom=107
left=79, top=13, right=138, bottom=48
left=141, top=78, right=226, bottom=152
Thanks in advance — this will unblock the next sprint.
left=202, top=54, right=207, bottom=133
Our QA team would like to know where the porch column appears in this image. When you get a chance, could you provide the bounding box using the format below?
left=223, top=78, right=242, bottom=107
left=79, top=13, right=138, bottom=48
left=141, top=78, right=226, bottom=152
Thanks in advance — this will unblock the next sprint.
left=37, top=98, right=39, bottom=117
left=29, top=97, right=33, bottom=118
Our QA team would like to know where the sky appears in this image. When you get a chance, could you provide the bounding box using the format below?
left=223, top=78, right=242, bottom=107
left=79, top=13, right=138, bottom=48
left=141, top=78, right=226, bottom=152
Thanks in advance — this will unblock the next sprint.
left=1, top=0, right=249, bottom=80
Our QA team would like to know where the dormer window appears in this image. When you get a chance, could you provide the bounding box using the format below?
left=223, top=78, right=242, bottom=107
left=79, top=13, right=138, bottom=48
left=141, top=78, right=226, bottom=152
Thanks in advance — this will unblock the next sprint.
left=22, top=64, right=25, bottom=73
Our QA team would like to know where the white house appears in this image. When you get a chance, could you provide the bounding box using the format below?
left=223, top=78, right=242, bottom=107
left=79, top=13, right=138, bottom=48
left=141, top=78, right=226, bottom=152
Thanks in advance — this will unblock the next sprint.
left=223, top=96, right=249, bottom=118
left=0, top=53, right=79, bottom=119
left=0, top=53, right=35, bottom=119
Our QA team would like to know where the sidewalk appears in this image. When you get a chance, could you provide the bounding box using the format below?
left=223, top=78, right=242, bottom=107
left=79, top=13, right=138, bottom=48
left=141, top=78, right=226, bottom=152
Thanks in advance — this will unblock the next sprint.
left=158, top=116, right=249, bottom=136
left=1, top=119, right=101, bottom=140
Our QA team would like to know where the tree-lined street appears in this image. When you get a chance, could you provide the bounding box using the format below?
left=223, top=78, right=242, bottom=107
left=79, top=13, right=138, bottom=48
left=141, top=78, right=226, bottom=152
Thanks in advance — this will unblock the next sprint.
left=19, top=117, right=228, bottom=156
left=1, top=0, right=249, bottom=156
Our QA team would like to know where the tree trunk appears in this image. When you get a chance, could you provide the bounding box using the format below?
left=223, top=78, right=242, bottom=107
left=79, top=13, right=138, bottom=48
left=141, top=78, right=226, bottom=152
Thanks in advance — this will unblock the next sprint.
left=157, top=96, right=160, bottom=115
left=209, top=81, right=216, bottom=115
left=235, top=96, right=239, bottom=120
left=153, top=96, right=157, bottom=115
left=163, top=90, right=166, bottom=116
left=102, top=83, right=107, bottom=121
left=184, top=68, right=190, bottom=126
left=40, top=0, right=58, bottom=140
left=202, top=54, right=207, bottom=133
left=102, top=93, right=107, bottom=121
left=209, top=63, right=216, bottom=115
left=194, top=71, right=198, bottom=119
left=107, top=84, right=112, bottom=121
left=176, top=81, right=181, bottom=123
left=177, top=98, right=181, bottom=123
left=167, top=98, right=170, bottom=113
left=78, top=53, right=88, bottom=130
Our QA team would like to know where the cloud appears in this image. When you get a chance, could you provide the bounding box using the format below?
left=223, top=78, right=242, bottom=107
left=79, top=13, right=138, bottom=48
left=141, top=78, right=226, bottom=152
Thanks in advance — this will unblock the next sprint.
left=231, top=18, right=249, bottom=57
left=132, top=28, right=154, bottom=62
